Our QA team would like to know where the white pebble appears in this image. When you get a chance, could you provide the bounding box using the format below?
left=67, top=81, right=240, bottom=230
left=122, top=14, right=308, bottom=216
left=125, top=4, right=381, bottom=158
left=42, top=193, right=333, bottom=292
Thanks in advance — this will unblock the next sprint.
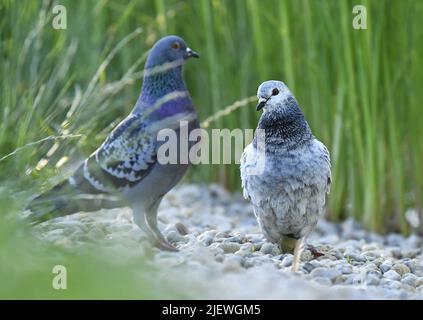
left=383, top=270, right=401, bottom=281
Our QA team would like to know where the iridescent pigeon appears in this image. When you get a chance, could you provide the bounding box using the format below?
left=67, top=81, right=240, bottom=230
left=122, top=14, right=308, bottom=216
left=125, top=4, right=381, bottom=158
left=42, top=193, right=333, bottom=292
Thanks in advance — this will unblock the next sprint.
left=27, top=35, right=200, bottom=251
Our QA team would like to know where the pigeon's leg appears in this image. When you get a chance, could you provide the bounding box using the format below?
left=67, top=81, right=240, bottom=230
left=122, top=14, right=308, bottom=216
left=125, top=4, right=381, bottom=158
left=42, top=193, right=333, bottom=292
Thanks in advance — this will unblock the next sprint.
left=132, top=209, right=157, bottom=244
left=279, top=235, right=304, bottom=271
left=292, top=237, right=305, bottom=272
left=144, top=199, right=178, bottom=252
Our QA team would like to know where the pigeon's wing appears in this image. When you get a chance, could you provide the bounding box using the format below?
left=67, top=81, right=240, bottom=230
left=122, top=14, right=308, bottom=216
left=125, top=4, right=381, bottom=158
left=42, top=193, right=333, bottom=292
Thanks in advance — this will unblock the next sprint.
left=314, top=139, right=331, bottom=194
left=25, top=114, right=152, bottom=221
left=321, top=144, right=331, bottom=194
left=75, top=113, right=158, bottom=193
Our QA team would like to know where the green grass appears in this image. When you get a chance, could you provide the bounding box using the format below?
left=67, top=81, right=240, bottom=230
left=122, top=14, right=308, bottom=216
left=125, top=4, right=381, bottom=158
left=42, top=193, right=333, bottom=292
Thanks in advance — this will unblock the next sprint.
left=0, top=1, right=423, bottom=296
left=0, top=186, right=185, bottom=299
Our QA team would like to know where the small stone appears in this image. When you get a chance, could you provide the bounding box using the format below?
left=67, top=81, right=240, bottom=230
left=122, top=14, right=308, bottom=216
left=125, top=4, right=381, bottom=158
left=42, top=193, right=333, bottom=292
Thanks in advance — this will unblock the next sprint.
left=405, top=234, right=422, bottom=248
left=239, top=242, right=254, bottom=252
left=386, top=233, right=404, bottom=247
left=362, top=243, right=380, bottom=251
left=401, top=284, right=416, bottom=292
left=166, top=230, right=182, bottom=243
left=337, top=264, right=353, bottom=275
left=379, top=259, right=393, bottom=273
left=175, top=222, right=189, bottom=235
left=260, top=242, right=279, bottom=255
left=361, top=250, right=384, bottom=258
left=242, top=259, right=255, bottom=268
left=251, top=256, right=274, bottom=267
left=315, top=219, right=339, bottom=236
left=403, top=260, right=417, bottom=274
left=203, top=236, right=214, bottom=247
left=181, top=234, right=195, bottom=245
left=318, top=254, right=337, bottom=261
left=351, top=230, right=367, bottom=241
left=198, top=234, right=214, bottom=246
left=300, top=250, right=314, bottom=262
left=365, top=275, right=380, bottom=286
left=319, top=234, right=340, bottom=244
left=248, top=234, right=263, bottom=243
left=302, top=262, right=317, bottom=273
left=272, top=254, right=284, bottom=261
left=220, top=242, right=241, bottom=254
left=362, top=255, right=376, bottom=261
left=216, top=231, right=231, bottom=239
left=215, top=254, right=224, bottom=263
left=310, top=260, right=323, bottom=268
left=366, top=270, right=382, bottom=277
left=401, top=273, right=419, bottom=287
left=344, top=252, right=366, bottom=262
left=223, top=255, right=243, bottom=272
left=389, top=247, right=402, bottom=259
left=310, top=267, right=341, bottom=281
left=402, top=249, right=419, bottom=259
left=382, top=279, right=402, bottom=289
left=392, top=263, right=411, bottom=276
left=252, top=243, right=263, bottom=251
left=235, top=248, right=253, bottom=258
left=313, top=277, right=332, bottom=286
left=366, top=233, right=385, bottom=245
left=372, top=257, right=385, bottom=267
left=333, top=275, right=348, bottom=284
left=281, top=255, right=293, bottom=267
left=207, top=242, right=224, bottom=255
left=383, top=270, right=401, bottom=281
left=364, top=263, right=378, bottom=271
left=328, top=250, right=342, bottom=260
left=341, top=218, right=362, bottom=238
left=224, top=236, right=242, bottom=243
left=344, top=274, right=360, bottom=285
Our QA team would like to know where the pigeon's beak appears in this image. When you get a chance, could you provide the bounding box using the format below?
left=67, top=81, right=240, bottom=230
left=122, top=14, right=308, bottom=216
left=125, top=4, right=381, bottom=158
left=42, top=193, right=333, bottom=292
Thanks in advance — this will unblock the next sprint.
left=256, top=98, right=267, bottom=111
left=185, top=47, right=200, bottom=59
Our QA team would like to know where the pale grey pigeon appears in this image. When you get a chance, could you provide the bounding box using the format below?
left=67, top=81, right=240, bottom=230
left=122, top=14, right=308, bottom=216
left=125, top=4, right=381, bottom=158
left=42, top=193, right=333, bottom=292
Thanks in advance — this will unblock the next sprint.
left=27, top=35, right=200, bottom=251
left=240, top=80, right=331, bottom=271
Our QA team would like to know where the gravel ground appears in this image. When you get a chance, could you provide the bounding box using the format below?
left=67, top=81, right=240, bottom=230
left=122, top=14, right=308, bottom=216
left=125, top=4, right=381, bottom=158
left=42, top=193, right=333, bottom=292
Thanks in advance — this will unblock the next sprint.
left=34, top=184, right=423, bottom=299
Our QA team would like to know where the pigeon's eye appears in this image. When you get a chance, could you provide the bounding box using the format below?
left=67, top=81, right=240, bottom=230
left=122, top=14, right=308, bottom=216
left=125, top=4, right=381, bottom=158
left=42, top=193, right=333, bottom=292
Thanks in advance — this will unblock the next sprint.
left=171, top=42, right=180, bottom=50
left=272, top=88, right=279, bottom=96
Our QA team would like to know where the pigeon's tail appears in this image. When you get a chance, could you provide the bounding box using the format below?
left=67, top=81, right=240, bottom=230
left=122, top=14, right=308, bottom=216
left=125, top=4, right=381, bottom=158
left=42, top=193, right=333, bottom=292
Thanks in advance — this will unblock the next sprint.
left=25, top=177, right=125, bottom=224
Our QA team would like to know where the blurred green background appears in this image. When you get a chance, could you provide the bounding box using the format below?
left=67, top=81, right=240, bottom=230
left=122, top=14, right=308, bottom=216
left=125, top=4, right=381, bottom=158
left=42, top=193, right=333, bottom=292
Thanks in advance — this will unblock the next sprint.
left=1, top=0, right=423, bottom=298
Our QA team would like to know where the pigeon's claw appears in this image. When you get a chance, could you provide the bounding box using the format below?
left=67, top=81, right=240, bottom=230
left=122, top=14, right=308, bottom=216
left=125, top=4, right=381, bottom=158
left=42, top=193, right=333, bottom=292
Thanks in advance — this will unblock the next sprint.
left=291, top=237, right=305, bottom=272
left=154, top=239, right=179, bottom=252
left=143, top=209, right=179, bottom=252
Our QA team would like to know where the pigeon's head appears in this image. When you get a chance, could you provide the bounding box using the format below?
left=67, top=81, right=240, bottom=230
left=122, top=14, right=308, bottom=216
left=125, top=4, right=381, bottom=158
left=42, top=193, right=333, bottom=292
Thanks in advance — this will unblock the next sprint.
left=145, top=35, right=199, bottom=69
left=256, top=80, right=293, bottom=112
